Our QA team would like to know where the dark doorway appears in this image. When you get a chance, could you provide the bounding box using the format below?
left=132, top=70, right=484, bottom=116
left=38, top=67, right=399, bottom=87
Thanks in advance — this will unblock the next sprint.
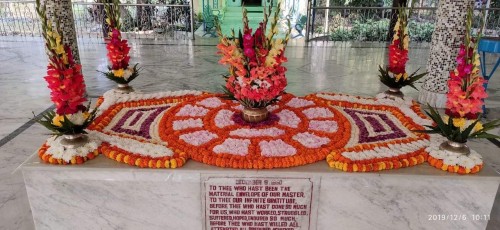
left=243, top=0, right=261, bottom=6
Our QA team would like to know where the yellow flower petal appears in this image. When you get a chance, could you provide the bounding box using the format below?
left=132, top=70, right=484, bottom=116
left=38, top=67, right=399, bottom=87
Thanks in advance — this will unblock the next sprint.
left=52, top=114, right=64, bottom=127
left=113, top=69, right=125, bottom=77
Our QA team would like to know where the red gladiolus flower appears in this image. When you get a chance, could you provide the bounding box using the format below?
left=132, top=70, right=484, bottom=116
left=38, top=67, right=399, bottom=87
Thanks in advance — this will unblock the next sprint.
left=44, top=54, right=87, bottom=115
left=106, top=29, right=131, bottom=70
left=446, top=40, right=487, bottom=119
left=388, top=43, right=408, bottom=75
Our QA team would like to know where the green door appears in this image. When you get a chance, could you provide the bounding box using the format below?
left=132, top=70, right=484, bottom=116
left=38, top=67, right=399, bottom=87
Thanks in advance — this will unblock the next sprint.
left=227, top=0, right=242, bottom=6
left=261, top=0, right=277, bottom=6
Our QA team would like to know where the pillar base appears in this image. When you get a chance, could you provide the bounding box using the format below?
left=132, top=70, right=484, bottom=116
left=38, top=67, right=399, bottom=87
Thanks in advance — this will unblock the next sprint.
left=418, top=88, right=447, bottom=108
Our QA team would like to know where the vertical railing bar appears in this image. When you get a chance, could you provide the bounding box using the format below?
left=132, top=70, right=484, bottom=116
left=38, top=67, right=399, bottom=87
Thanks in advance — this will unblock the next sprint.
left=305, top=0, right=311, bottom=42
left=190, top=0, right=194, bottom=40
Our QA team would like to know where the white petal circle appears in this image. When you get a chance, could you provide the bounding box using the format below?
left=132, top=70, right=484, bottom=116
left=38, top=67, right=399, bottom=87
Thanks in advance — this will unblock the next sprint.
left=173, top=118, right=204, bottom=130
left=215, top=109, right=235, bottom=128
left=286, top=98, right=315, bottom=108
left=230, top=127, right=285, bottom=137
left=176, top=105, right=209, bottom=116
left=308, top=120, right=338, bottom=133
left=277, top=109, right=301, bottom=128
left=179, top=130, right=217, bottom=146
left=292, top=132, right=330, bottom=148
left=303, top=107, right=334, bottom=119
left=213, top=138, right=251, bottom=156
left=196, top=97, right=224, bottom=108
left=259, top=140, right=297, bottom=157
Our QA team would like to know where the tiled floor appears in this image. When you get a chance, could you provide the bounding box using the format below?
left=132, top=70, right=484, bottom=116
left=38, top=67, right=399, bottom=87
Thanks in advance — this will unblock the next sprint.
left=0, top=36, right=499, bottom=229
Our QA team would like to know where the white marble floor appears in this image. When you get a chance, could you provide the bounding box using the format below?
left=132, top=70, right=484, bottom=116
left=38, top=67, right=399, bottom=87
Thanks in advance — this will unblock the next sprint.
left=0, top=36, right=499, bottom=229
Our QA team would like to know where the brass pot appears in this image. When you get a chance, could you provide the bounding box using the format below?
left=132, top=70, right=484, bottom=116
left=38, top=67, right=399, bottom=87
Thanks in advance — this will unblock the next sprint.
left=115, top=83, right=135, bottom=93
left=59, top=133, right=89, bottom=149
left=384, top=87, right=404, bottom=99
left=242, top=107, right=269, bottom=123
left=439, top=140, right=470, bottom=155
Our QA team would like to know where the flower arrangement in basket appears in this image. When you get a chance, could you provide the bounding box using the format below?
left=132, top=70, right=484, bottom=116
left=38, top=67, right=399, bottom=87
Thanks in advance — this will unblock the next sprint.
left=418, top=8, right=500, bottom=174
left=102, top=0, right=139, bottom=93
left=378, top=8, right=427, bottom=99
left=216, top=1, right=291, bottom=123
left=34, top=0, right=100, bottom=164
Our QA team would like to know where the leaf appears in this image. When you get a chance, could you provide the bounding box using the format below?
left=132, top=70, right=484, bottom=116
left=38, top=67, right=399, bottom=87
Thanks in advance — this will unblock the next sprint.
left=408, top=83, right=418, bottom=91
left=470, top=133, right=500, bottom=139
left=407, top=71, right=427, bottom=83
left=460, top=119, right=480, bottom=140
left=428, top=106, right=450, bottom=135
left=481, top=118, right=500, bottom=130
left=413, top=129, right=441, bottom=134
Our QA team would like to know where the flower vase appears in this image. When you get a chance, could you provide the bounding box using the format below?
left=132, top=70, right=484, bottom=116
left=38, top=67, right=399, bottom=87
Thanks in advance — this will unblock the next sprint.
left=59, top=133, right=89, bottom=149
left=384, top=87, right=404, bottom=99
left=116, top=83, right=134, bottom=93
left=439, top=140, right=471, bottom=155
left=242, top=107, right=269, bottom=123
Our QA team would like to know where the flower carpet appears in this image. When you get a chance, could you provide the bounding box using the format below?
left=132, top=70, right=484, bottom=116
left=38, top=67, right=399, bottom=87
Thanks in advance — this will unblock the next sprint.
left=83, top=90, right=444, bottom=171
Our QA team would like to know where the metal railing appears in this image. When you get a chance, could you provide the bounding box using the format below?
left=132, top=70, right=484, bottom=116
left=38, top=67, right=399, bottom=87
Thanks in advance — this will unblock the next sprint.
left=0, top=1, right=40, bottom=36
left=0, top=0, right=194, bottom=40
left=307, top=6, right=500, bottom=42
left=2, top=1, right=499, bottom=42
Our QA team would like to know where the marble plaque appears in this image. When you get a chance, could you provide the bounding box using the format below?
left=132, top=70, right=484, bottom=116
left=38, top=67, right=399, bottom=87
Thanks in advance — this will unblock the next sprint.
left=203, top=177, right=313, bottom=230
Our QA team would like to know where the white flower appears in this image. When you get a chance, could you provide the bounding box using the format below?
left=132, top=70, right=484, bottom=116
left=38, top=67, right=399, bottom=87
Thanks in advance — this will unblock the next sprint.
left=123, top=68, right=134, bottom=80
left=89, top=130, right=173, bottom=157
left=67, top=111, right=87, bottom=125
left=45, top=135, right=101, bottom=162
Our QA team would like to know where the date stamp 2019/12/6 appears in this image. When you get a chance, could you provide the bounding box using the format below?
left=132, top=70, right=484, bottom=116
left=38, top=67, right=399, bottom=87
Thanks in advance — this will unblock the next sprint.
left=428, top=214, right=491, bottom=221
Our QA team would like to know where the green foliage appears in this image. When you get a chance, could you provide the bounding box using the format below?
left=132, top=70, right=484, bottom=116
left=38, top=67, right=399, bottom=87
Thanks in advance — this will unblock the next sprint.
left=104, top=0, right=121, bottom=30
left=35, top=103, right=98, bottom=136
left=329, top=19, right=434, bottom=42
left=344, top=0, right=384, bottom=7
left=378, top=66, right=427, bottom=90
left=416, top=106, right=500, bottom=142
left=101, top=63, right=140, bottom=84
left=407, top=21, right=434, bottom=42
left=330, top=28, right=355, bottom=41
left=351, top=19, right=389, bottom=41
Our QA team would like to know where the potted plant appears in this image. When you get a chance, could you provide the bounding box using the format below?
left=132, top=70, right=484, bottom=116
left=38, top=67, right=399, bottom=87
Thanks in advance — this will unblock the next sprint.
left=378, top=8, right=426, bottom=99
left=35, top=0, right=100, bottom=164
left=102, top=0, right=140, bottom=93
left=216, top=1, right=291, bottom=123
left=418, top=8, right=500, bottom=174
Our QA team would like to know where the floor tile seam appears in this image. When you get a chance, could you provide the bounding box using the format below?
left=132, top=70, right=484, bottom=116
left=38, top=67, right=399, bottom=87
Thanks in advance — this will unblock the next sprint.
left=0, top=96, right=99, bottom=149
left=0, top=105, right=54, bottom=149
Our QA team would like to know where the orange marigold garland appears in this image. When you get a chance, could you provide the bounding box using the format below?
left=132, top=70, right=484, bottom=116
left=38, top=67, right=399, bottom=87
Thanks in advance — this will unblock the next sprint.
left=99, top=142, right=187, bottom=168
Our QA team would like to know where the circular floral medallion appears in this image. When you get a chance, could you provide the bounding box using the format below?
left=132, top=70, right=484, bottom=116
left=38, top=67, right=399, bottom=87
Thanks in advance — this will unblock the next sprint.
left=159, top=93, right=351, bottom=169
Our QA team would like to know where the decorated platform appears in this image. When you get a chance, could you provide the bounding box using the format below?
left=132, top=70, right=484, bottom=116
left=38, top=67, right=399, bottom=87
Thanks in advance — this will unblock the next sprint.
left=24, top=2, right=500, bottom=229
left=22, top=142, right=500, bottom=230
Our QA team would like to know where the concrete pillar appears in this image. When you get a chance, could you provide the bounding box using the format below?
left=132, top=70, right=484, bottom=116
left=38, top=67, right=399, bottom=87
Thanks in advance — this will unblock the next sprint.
left=43, top=0, right=80, bottom=63
left=418, top=0, right=474, bottom=107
